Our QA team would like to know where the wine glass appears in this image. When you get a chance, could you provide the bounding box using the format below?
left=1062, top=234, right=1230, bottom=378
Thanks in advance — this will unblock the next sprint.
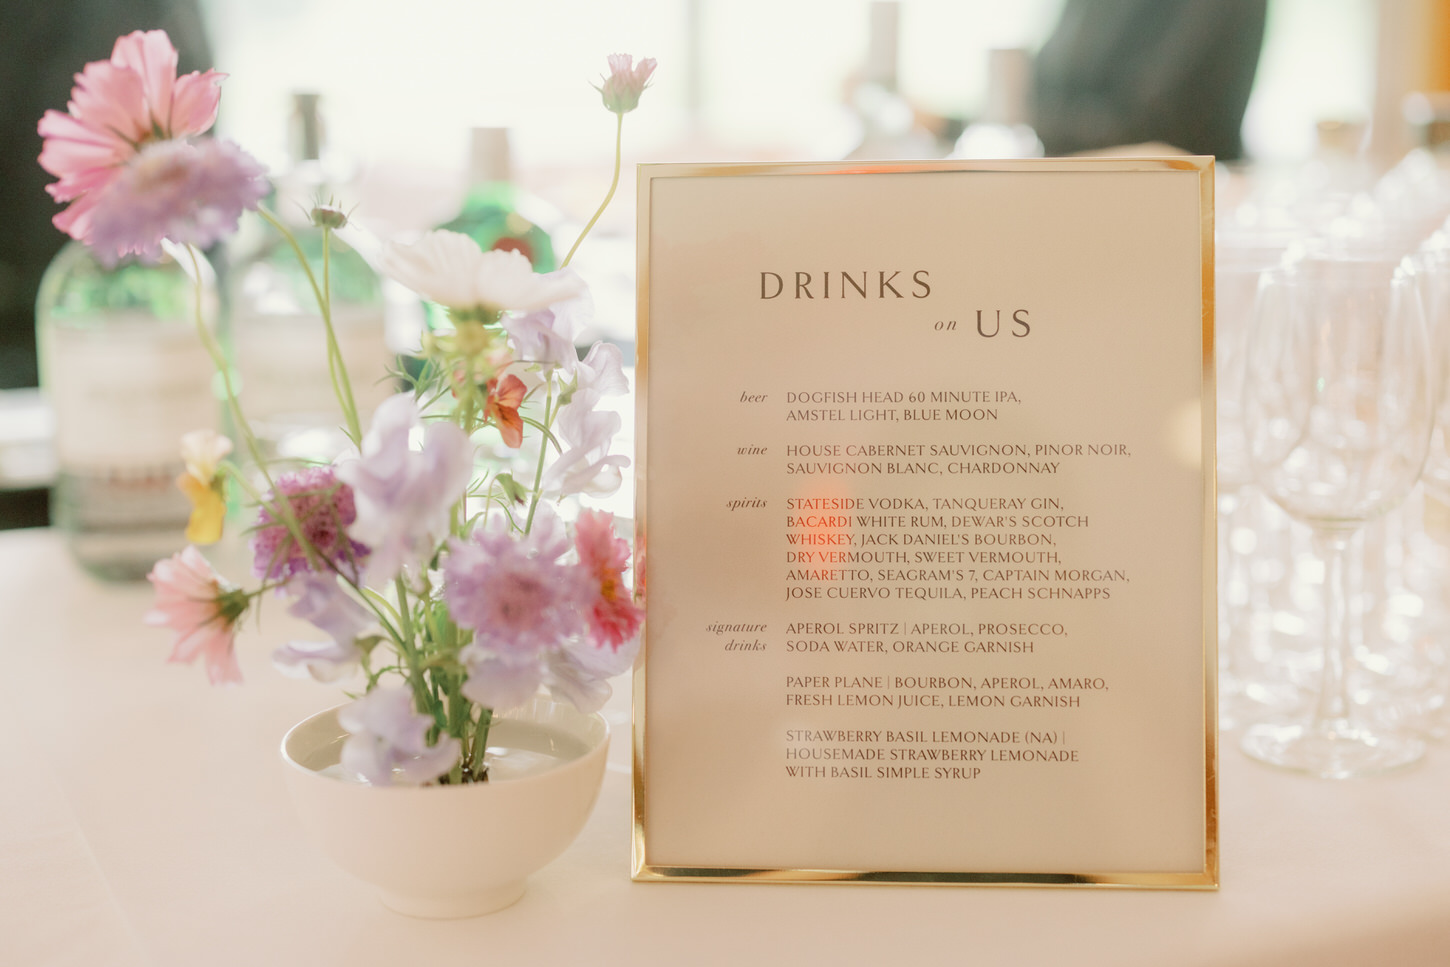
left=1215, top=222, right=1301, bottom=730
left=1240, top=252, right=1435, bottom=777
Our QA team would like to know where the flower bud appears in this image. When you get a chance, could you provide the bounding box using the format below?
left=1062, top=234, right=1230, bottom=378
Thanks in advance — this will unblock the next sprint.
left=311, top=204, right=348, bottom=229
left=596, top=54, right=656, bottom=115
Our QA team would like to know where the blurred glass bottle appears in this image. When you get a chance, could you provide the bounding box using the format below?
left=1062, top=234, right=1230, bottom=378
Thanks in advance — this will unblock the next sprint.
left=418, top=128, right=559, bottom=334
left=441, top=127, right=558, bottom=269
left=950, top=48, right=1044, bottom=159
left=229, top=92, right=391, bottom=465
left=1289, top=119, right=1373, bottom=232
left=36, top=240, right=219, bottom=579
left=844, top=1, right=939, bottom=161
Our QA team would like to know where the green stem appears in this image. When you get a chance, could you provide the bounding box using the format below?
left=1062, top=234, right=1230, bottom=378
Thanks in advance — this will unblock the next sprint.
left=255, top=208, right=361, bottom=444
left=183, top=247, right=319, bottom=573
left=391, top=576, right=439, bottom=726
left=471, top=708, right=494, bottom=782
left=522, top=382, right=555, bottom=533
left=560, top=111, right=624, bottom=269
left=183, top=246, right=269, bottom=487
left=319, top=228, right=364, bottom=444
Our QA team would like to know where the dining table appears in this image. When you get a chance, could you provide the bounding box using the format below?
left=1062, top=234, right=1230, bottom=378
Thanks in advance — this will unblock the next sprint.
left=2, top=524, right=1449, bottom=967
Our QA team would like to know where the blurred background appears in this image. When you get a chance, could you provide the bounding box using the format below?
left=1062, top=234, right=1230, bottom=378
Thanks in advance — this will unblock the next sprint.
left=13, top=0, right=1450, bottom=746
left=2, top=0, right=1448, bottom=529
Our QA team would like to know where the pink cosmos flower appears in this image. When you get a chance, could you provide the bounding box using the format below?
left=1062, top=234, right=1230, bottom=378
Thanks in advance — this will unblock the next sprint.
left=597, top=54, right=656, bottom=114
left=573, top=509, right=643, bottom=651
left=250, top=466, right=369, bottom=583
left=37, top=29, right=267, bottom=263
left=145, top=546, right=250, bottom=685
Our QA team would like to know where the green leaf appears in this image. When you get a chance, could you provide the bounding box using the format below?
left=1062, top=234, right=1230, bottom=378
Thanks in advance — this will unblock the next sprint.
left=495, top=472, right=528, bottom=505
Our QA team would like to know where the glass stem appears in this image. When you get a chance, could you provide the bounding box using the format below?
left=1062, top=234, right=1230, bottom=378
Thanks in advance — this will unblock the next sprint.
left=1310, top=527, right=1356, bottom=734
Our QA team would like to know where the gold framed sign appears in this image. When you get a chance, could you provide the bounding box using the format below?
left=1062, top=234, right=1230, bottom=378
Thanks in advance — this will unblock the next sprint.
left=632, top=159, right=1217, bottom=888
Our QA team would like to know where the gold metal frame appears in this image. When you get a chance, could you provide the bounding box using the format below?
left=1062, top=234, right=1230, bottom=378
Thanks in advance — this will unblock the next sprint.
left=632, top=158, right=1218, bottom=889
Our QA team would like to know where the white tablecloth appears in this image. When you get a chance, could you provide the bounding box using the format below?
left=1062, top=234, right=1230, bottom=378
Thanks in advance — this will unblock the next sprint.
left=2, top=527, right=1448, bottom=967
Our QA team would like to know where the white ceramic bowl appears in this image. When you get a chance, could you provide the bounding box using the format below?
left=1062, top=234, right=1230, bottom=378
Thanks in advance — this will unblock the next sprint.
left=281, top=695, right=609, bottom=918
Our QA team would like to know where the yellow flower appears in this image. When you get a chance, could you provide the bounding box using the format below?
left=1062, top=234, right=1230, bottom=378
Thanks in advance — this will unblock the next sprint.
left=177, top=471, right=227, bottom=544
left=181, top=429, right=232, bottom=481
left=176, top=429, right=232, bottom=544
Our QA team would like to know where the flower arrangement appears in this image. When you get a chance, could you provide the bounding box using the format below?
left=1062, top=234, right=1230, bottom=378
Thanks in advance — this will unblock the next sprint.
left=39, top=30, right=655, bottom=785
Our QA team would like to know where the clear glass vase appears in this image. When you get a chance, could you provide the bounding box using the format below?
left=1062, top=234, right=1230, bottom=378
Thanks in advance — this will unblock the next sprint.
left=227, top=91, right=394, bottom=467
left=36, top=240, right=220, bottom=580
left=229, top=223, right=390, bottom=464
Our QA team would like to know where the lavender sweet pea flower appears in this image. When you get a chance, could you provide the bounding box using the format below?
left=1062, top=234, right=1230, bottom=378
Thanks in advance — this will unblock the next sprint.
left=272, top=639, right=361, bottom=683
left=338, top=685, right=460, bottom=786
left=541, top=341, right=631, bottom=496
left=335, top=394, right=474, bottom=585
left=457, top=652, right=546, bottom=711
left=543, top=398, right=630, bottom=497
left=545, top=630, right=639, bottom=713
left=501, top=284, right=592, bottom=375
left=286, top=573, right=373, bottom=642
left=270, top=574, right=374, bottom=682
left=572, top=341, right=629, bottom=399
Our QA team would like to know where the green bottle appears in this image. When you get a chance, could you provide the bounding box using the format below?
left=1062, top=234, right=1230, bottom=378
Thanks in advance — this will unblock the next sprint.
left=439, top=127, right=557, bottom=271
left=405, top=128, right=561, bottom=382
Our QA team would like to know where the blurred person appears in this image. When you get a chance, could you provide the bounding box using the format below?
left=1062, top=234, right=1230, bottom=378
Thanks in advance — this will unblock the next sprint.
left=0, top=0, right=212, bottom=390
left=1032, top=0, right=1269, bottom=160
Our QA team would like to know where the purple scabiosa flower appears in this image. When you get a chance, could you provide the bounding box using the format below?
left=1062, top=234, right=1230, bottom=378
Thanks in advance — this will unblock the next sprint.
left=445, top=506, right=592, bottom=708
left=85, top=136, right=268, bottom=265
left=335, top=394, right=474, bottom=586
left=596, top=54, right=656, bottom=115
left=338, top=686, right=460, bottom=786
left=251, top=465, right=368, bottom=583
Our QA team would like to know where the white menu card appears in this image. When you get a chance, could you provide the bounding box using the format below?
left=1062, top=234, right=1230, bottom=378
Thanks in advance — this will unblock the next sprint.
left=634, top=159, right=1217, bottom=888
